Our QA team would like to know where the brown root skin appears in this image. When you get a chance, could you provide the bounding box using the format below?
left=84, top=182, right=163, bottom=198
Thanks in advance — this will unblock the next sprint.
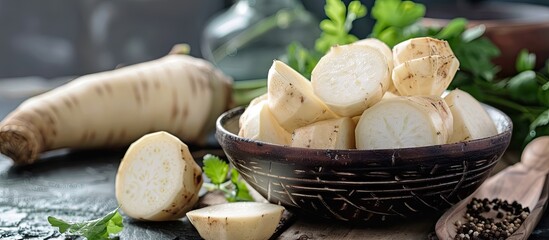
left=0, top=122, right=42, bottom=165
left=0, top=48, right=233, bottom=165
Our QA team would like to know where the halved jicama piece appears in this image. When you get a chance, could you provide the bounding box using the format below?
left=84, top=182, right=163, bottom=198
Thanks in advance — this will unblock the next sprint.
left=239, top=101, right=291, bottom=145
left=268, top=60, right=337, bottom=131
left=239, top=93, right=268, bottom=128
left=291, top=117, right=356, bottom=149
left=392, top=37, right=455, bottom=66
left=354, top=38, right=399, bottom=95
left=312, top=44, right=390, bottom=117
left=444, top=89, right=498, bottom=143
left=115, top=131, right=203, bottom=221
left=355, top=96, right=452, bottom=149
left=392, top=55, right=460, bottom=96
left=186, top=202, right=285, bottom=240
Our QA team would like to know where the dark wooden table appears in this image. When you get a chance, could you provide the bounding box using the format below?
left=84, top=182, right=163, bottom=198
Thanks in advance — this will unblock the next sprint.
left=2, top=94, right=549, bottom=240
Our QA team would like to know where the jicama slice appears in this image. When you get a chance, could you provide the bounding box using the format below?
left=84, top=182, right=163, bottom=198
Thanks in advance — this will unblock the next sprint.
left=354, top=38, right=394, bottom=70
left=444, top=89, right=498, bottom=143
left=392, top=55, right=460, bottom=96
left=239, top=101, right=291, bottom=145
left=291, top=117, right=356, bottom=149
left=355, top=96, right=452, bottom=149
left=312, top=44, right=390, bottom=117
left=354, top=38, right=399, bottom=95
left=392, top=37, right=455, bottom=66
left=186, top=202, right=285, bottom=240
left=239, top=93, right=267, bottom=128
left=268, top=60, right=337, bottom=131
left=115, top=131, right=203, bottom=221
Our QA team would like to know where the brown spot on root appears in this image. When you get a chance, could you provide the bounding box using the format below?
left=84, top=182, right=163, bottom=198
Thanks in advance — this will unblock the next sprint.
left=104, top=84, right=113, bottom=95
left=141, top=79, right=149, bottom=91
left=89, top=131, right=96, bottom=141
left=182, top=103, right=189, bottom=120
left=105, top=130, right=114, bottom=145
left=94, top=86, right=104, bottom=96
left=171, top=90, right=179, bottom=119
left=132, top=84, right=142, bottom=104
left=154, top=80, right=161, bottom=90
left=63, top=98, right=73, bottom=109
left=300, top=96, right=304, bottom=103
left=195, top=173, right=202, bottom=186
left=80, top=131, right=88, bottom=142
left=119, top=129, right=127, bottom=140
left=189, top=75, right=197, bottom=96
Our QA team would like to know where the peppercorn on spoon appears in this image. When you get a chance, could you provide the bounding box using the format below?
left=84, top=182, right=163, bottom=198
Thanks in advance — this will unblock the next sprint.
left=436, top=136, right=549, bottom=240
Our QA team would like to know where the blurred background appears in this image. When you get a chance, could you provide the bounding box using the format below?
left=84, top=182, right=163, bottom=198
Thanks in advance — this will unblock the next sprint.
left=0, top=0, right=548, bottom=80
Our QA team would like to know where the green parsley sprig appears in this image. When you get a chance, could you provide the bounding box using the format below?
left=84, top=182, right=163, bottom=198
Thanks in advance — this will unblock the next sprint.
left=48, top=207, right=123, bottom=240
left=202, top=154, right=253, bottom=202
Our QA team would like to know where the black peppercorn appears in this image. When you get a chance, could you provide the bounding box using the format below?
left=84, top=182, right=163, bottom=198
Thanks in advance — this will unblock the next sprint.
left=454, top=198, right=530, bottom=240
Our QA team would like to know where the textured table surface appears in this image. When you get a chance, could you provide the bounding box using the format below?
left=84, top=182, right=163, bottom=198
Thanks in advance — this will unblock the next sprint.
left=1, top=95, right=549, bottom=240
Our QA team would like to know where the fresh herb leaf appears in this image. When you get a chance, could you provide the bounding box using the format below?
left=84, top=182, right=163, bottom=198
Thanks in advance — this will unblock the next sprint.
left=516, top=49, right=536, bottom=72
left=48, top=208, right=123, bottom=240
left=436, top=18, right=467, bottom=39
left=285, top=42, right=319, bottom=79
left=203, top=154, right=229, bottom=185
left=228, top=169, right=254, bottom=202
left=507, top=70, right=539, bottom=105
left=202, top=155, right=253, bottom=202
left=526, top=109, right=549, bottom=143
left=315, top=0, right=366, bottom=53
left=371, top=0, right=425, bottom=47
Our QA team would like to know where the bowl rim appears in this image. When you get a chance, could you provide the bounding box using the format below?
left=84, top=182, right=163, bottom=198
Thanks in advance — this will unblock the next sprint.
left=216, top=103, right=513, bottom=165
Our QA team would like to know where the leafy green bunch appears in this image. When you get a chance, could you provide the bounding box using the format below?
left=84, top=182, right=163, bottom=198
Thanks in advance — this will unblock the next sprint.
left=48, top=207, right=124, bottom=240
left=202, top=154, right=254, bottom=202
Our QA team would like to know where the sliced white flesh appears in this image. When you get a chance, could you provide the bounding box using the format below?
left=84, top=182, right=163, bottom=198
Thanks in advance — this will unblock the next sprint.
left=115, top=131, right=203, bottom=221
left=354, top=38, right=399, bottom=95
left=239, top=93, right=268, bottom=128
left=392, top=37, right=455, bottom=66
left=291, top=117, right=356, bottom=149
left=355, top=96, right=451, bottom=149
left=268, top=60, right=337, bottom=131
left=186, top=202, right=285, bottom=240
left=444, top=89, right=498, bottom=143
left=392, top=55, right=460, bottom=96
left=407, top=95, right=454, bottom=140
left=239, top=101, right=291, bottom=145
left=312, top=44, right=390, bottom=117
left=354, top=38, right=394, bottom=71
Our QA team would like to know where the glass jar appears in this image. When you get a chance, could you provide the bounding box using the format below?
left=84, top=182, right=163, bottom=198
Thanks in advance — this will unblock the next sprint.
left=201, top=0, right=319, bottom=81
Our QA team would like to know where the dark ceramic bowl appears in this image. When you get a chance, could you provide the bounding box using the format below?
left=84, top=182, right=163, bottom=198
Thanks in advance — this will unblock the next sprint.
left=216, top=105, right=512, bottom=223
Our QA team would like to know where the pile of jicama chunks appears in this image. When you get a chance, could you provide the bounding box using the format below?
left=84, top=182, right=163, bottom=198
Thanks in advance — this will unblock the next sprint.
left=238, top=37, right=498, bottom=150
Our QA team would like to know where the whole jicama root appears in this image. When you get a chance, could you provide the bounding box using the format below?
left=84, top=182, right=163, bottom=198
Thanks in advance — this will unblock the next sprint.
left=0, top=46, right=232, bottom=165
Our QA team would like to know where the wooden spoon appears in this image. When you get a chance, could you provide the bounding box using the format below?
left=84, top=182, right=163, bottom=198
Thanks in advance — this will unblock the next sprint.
left=436, top=136, right=549, bottom=239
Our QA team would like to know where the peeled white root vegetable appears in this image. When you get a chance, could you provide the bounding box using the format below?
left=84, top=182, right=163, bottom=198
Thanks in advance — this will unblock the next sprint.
left=238, top=101, right=291, bottom=145
left=239, top=93, right=267, bottom=129
left=392, top=37, right=455, bottom=66
left=392, top=55, right=460, bottom=96
left=115, top=131, right=203, bottom=221
left=291, top=117, right=356, bottom=149
left=186, top=202, right=285, bottom=240
left=354, top=38, right=399, bottom=95
left=268, top=60, right=337, bottom=131
left=312, top=44, right=390, bottom=117
left=444, top=89, right=498, bottom=143
left=355, top=96, right=452, bottom=150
